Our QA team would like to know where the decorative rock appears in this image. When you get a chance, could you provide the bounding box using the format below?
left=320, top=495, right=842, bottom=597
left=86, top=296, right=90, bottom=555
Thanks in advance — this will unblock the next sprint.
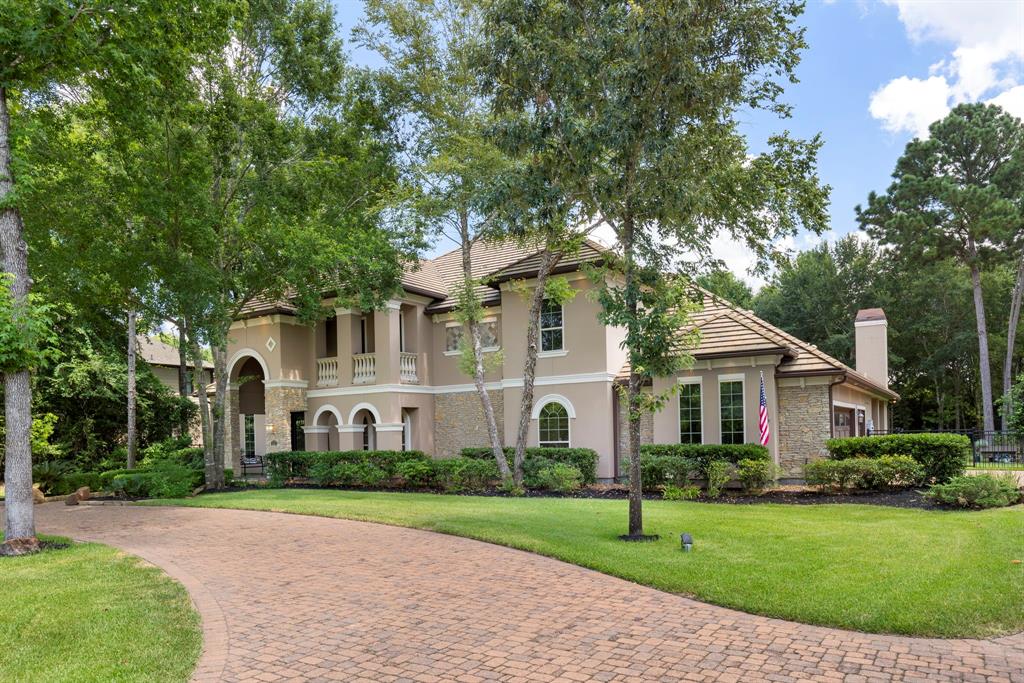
left=0, top=537, right=41, bottom=556
left=75, top=486, right=91, bottom=501
left=32, top=486, right=46, bottom=504
left=64, top=495, right=79, bottom=506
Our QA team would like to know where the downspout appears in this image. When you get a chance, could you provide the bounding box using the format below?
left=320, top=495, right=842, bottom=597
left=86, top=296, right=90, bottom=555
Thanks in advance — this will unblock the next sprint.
left=611, top=386, right=620, bottom=483
left=827, top=374, right=846, bottom=439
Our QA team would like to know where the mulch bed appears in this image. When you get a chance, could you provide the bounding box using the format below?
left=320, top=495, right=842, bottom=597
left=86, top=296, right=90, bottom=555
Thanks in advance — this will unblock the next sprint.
left=220, top=481, right=940, bottom=509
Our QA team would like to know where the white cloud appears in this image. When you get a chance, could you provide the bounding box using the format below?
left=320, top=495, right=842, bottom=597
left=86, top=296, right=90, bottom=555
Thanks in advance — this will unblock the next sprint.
left=988, top=84, right=1024, bottom=119
left=869, top=0, right=1024, bottom=136
left=869, top=75, right=952, bottom=137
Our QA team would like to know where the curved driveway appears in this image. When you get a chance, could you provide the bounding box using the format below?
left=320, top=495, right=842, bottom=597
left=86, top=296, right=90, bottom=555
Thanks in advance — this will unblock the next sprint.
left=32, top=504, right=1024, bottom=683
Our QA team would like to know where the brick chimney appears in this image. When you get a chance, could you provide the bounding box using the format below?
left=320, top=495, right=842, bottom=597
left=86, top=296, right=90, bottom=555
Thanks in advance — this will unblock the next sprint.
left=854, top=308, right=888, bottom=389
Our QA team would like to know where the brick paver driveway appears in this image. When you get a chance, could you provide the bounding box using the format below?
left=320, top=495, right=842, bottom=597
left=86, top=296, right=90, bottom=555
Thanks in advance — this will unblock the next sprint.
left=32, top=503, right=1024, bottom=683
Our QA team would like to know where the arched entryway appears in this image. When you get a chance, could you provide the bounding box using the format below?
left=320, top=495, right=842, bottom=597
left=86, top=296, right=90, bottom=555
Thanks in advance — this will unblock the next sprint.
left=351, top=408, right=377, bottom=451
left=310, top=405, right=342, bottom=451
left=228, top=353, right=268, bottom=472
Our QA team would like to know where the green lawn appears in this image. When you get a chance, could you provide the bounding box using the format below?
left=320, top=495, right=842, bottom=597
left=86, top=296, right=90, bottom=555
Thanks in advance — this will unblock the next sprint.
left=0, top=536, right=201, bottom=682
left=146, top=489, right=1024, bottom=638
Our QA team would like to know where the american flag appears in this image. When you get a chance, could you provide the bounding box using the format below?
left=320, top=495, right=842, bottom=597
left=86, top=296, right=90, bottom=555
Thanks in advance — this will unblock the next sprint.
left=758, top=371, right=771, bottom=447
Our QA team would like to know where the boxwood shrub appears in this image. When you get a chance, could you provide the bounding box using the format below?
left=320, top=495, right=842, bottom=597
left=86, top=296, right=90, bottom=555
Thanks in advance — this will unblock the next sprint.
left=640, top=443, right=770, bottom=468
left=925, top=474, right=1022, bottom=509
left=266, top=450, right=431, bottom=486
left=460, top=447, right=599, bottom=484
left=825, top=434, right=968, bottom=483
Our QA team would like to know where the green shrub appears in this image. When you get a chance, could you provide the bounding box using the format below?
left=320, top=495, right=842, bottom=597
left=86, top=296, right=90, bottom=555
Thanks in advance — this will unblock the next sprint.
left=826, top=433, right=968, bottom=483
left=265, top=450, right=430, bottom=486
left=662, top=484, right=700, bottom=501
left=925, top=474, right=1021, bottom=509
left=535, top=463, right=583, bottom=492
left=32, top=460, right=71, bottom=495
left=461, top=447, right=599, bottom=484
left=737, top=458, right=779, bottom=493
left=110, top=471, right=157, bottom=498
left=396, top=459, right=435, bottom=487
left=433, top=458, right=499, bottom=492
left=53, top=470, right=103, bottom=495
left=704, top=460, right=733, bottom=498
left=147, top=462, right=197, bottom=498
left=641, top=443, right=769, bottom=469
left=805, top=456, right=924, bottom=492
left=223, top=468, right=234, bottom=487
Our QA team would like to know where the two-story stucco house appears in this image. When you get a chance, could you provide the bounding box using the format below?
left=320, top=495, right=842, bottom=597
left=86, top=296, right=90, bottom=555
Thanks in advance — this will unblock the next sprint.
left=224, top=240, right=897, bottom=480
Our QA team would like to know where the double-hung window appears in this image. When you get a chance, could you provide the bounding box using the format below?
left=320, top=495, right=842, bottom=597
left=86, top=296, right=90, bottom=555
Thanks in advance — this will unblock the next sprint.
left=539, top=299, right=564, bottom=352
left=719, top=379, right=745, bottom=445
left=678, top=381, right=702, bottom=444
left=480, top=319, right=499, bottom=350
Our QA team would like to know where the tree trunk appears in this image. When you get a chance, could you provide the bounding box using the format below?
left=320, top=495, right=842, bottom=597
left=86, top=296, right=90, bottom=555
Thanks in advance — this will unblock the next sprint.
left=512, top=248, right=561, bottom=486
left=186, top=322, right=213, bottom=466
left=126, top=309, right=138, bottom=469
left=208, top=341, right=227, bottom=489
left=0, top=87, right=38, bottom=555
left=622, top=218, right=644, bottom=538
left=459, top=212, right=510, bottom=481
left=967, top=252, right=996, bottom=433
left=176, top=324, right=190, bottom=436
left=1002, top=254, right=1023, bottom=431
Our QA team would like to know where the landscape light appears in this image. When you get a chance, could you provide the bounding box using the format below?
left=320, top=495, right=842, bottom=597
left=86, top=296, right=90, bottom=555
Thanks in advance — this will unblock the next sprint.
left=680, top=533, right=693, bottom=552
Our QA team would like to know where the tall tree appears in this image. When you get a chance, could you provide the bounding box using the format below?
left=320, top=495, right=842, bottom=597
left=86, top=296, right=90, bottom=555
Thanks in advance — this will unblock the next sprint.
left=0, top=0, right=121, bottom=555
left=697, top=269, right=755, bottom=310
left=359, top=0, right=514, bottom=481
left=482, top=0, right=828, bottom=537
left=189, top=0, right=410, bottom=487
left=857, top=103, right=1024, bottom=433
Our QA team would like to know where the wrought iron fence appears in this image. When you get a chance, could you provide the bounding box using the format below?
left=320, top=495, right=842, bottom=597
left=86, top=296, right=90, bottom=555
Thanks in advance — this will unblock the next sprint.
left=862, top=429, right=1024, bottom=468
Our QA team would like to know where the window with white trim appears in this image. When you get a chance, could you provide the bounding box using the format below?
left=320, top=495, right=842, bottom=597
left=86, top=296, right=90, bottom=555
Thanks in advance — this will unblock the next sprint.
left=243, top=414, right=256, bottom=457
left=538, top=402, right=570, bottom=447
left=540, top=299, right=563, bottom=352
left=445, top=324, right=463, bottom=353
left=719, top=380, right=745, bottom=445
left=678, top=382, right=702, bottom=444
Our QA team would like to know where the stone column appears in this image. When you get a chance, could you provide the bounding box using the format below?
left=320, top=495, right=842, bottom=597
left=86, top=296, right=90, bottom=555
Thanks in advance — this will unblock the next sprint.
left=226, top=384, right=241, bottom=472
left=374, top=301, right=402, bottom=385
left=264, top=384, right=307, bottom=453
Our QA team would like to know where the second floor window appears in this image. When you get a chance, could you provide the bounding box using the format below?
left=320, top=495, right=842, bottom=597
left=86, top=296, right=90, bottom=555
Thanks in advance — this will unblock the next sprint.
left=445, top=324, right=463, bottom=353
left=678, top=382, right=702, bottom=444
left=480, top=320, right=498, bottom=349
left=720, top=380, right=745, bottom=445
left=540, top=299, right=563, bottom=352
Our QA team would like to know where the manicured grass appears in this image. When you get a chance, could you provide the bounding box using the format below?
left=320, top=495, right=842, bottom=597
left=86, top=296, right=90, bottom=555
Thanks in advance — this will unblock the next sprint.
left=0, top=535, right=201, bottom=682
left=146, top=489, right=1024, bottom=638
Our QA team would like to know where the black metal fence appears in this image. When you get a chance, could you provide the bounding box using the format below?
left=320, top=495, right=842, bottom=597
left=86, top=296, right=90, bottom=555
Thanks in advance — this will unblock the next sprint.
left=863, top=429, right=1024, bottom=468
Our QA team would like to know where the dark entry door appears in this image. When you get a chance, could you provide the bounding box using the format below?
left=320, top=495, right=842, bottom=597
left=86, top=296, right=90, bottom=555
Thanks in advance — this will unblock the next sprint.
left=290, top=411, right=305, bottom=451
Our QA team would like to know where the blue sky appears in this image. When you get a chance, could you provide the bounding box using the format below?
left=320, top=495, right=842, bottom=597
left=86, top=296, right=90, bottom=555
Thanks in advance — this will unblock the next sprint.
left=331, top=0, right=1024, bottom=284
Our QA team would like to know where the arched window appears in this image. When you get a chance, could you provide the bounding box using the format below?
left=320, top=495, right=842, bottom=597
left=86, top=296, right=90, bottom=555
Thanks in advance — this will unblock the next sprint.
left=538, top=402, right=570, bottom=448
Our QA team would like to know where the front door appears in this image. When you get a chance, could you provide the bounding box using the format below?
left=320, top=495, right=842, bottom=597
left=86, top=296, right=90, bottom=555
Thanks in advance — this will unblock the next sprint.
left=290, top=411, right=305, bottom=451
left=834, top=407, right=854, bottom=438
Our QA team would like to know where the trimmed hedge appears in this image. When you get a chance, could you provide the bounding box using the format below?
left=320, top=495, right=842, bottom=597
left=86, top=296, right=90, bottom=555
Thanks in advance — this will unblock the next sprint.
left=640, top=443, right=770, bottom=468
left=460, top=447, right=599, bottom=484
left=266, top=450, right=431, bottom=485
left=826, top=434, right=968, bottom=483
left=805, top=456, right=923, bottom=492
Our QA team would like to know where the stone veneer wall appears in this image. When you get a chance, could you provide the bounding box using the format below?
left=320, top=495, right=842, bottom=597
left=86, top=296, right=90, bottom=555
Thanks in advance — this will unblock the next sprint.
left=776, top=383, right=831, bottom=477
left=265, top=386, right=307, bottom=454
left=615, top=392, right=654, bottom=478
left=434, top=389, right=504, bottom=458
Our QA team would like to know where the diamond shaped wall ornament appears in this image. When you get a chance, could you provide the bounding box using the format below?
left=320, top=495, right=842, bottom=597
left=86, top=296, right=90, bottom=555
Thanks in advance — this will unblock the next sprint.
left=265, top=337, right=277, bottom=352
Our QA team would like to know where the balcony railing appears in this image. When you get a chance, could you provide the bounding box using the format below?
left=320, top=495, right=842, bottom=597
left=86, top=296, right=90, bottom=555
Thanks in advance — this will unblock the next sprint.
left=353, top=353, right=376, bottom=385
left=400, top=352, right=418, bottom=384
left=316, top=357, right=339, bottom=387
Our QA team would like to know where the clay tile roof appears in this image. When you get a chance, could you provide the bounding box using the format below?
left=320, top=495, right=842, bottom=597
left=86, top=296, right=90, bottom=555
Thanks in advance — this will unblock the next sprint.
left=617, top=288, right=898, bottom=400
left=856, top=308, right=887, bottom=322
left=137, top=336, right=213, bottom=369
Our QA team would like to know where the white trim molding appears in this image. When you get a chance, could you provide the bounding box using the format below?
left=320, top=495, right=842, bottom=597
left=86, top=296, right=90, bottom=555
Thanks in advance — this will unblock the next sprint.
left=312, top=404, right=344, bottom=426
left=227, top=348, right=270, bottom=381
left=302, top=426, right=330, bottom=434
left=537, top=349, right=569, bottom=358
left=265, top=379, right=308, bottom=389
left=531, top=394, right=577, bottom=419
left=348, top=402, right=382, bottom=424
left=374, top=423, right=405, bottom=433
left=854, top=319, right=888, bottom=328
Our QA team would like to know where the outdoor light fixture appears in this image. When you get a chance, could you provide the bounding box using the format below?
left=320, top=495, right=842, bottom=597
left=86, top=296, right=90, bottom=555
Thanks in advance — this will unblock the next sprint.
left=680, top=533, right=693, bottom=552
